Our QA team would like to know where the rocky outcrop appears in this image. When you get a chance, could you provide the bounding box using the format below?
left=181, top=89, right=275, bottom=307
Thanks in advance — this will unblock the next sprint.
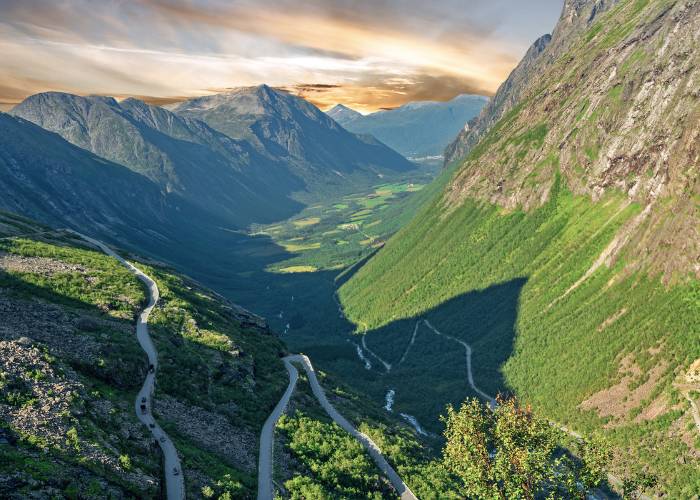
left=444, top=0, right=621, bottom=166
left=154, top=395, right=258, bottom=473
left=0, top=339, right=157, bottom=495
left=444, top=35, right=551, bottom=165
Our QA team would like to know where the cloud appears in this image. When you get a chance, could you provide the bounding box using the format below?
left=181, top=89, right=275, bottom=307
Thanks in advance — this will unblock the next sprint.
left=286, top=73, right=492, bottom=113
left=0, top=0, right=562, bottom=112
left=139, top=0, right=517, bottom=86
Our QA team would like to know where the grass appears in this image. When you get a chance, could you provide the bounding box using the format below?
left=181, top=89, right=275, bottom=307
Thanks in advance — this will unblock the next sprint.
left=338, top=179, right=700, bottom=495
left=281, top=242, right=321, bottom=252
left=275, top=265, right=318, bottom=273
left=292, top=217, right=321, bottom=228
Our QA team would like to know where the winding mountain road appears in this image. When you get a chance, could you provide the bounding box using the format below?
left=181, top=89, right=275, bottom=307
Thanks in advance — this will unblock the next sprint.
left=423, top=320, right=496, bottom=408
left=688, top=395, right=700, bottom=432
left=361, top=331, right=392, bottom=372
left=258, top=354, right=417, bottom=500
left=397, top=321, right=421, bottom=367
left=72, top=232, right=185, bottom=500
left=257, top=358, right=299, bottom=500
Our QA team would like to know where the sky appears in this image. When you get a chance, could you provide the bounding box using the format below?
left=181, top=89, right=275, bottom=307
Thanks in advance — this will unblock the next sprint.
left=0, top=0, right=563, bottom=113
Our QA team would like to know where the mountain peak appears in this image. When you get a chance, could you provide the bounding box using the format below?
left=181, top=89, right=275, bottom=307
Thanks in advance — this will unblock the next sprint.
left=16, top=91, right=118, bottom=109
left=168, top=87, right=413, bottom=181
left=330, top=104, right=352, bottom=112
left=327, top=104, right=363, bottom=123
left=255, top=83, right=273, bottom=93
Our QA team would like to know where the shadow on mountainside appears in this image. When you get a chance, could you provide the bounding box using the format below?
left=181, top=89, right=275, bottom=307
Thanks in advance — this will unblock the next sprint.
left=224, top=270, right=526, bottom=436
left=358, top=279, right=526, bottom=433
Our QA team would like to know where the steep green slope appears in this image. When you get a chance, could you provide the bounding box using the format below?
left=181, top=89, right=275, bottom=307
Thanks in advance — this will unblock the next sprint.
left=0, top=213, right=287, bottom=498
left=340, top=0, right=700, bottom=496
left=341, top=179, right=699, bottom=496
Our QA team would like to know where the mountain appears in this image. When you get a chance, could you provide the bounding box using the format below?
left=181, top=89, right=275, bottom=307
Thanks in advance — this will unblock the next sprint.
left=339, top=0, right=699, bottom=496
left=444, top=36, right=551, bottom=165
left=0, top=111, right=284, bottom=281
left=329, top=95, right=488, bottom=159
left=326, top=103, right=363, bottom=123
left=168, top=85, right=416, bottom=197
left=444, top=0, right=624, bottom=166
left=10, top=92, right=303, bottom=226
left=0, top=113, right=202, bottom=242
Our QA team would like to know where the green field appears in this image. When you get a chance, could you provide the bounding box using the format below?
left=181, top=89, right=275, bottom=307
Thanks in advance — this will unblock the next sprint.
left=251, top=171, right=439, bottom=274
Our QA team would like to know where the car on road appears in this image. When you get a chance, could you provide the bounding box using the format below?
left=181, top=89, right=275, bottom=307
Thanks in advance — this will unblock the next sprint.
left=173, top=467, right=179, bottom=476
left=140, top=403, right=147, bottom=413
left=160, top=436, right=166, bottom=443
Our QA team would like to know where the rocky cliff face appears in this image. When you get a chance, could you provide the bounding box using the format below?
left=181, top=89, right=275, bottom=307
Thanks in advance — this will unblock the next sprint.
left=444, top=0, right=621, bottom=166
left=446, top=0, right=699, bottom=278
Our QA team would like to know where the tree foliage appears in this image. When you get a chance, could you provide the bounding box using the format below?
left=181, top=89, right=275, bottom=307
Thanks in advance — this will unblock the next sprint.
left=442, top=396, right=612, bottom=499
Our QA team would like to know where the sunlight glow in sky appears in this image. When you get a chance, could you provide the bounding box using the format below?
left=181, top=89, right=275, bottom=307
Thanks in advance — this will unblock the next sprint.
left=0, top=0, right=563, bottom=112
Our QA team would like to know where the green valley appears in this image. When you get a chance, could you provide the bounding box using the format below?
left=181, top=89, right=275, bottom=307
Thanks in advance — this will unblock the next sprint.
left=0, top=0, right=698, bottom=497
left=254, top=167, right=440, bottom=274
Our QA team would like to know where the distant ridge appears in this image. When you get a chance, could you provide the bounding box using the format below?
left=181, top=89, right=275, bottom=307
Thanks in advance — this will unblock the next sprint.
left=328, top=94, right=487, bottom=158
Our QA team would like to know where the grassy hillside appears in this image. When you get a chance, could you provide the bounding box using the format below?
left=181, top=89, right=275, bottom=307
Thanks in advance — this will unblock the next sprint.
left=0, top=212, right=287, bottom=498
left=340, top=178, right=699, bottom=495
left=338, top=0, right=700, bottom=495
left=0, top=211, right=457, bottom=499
